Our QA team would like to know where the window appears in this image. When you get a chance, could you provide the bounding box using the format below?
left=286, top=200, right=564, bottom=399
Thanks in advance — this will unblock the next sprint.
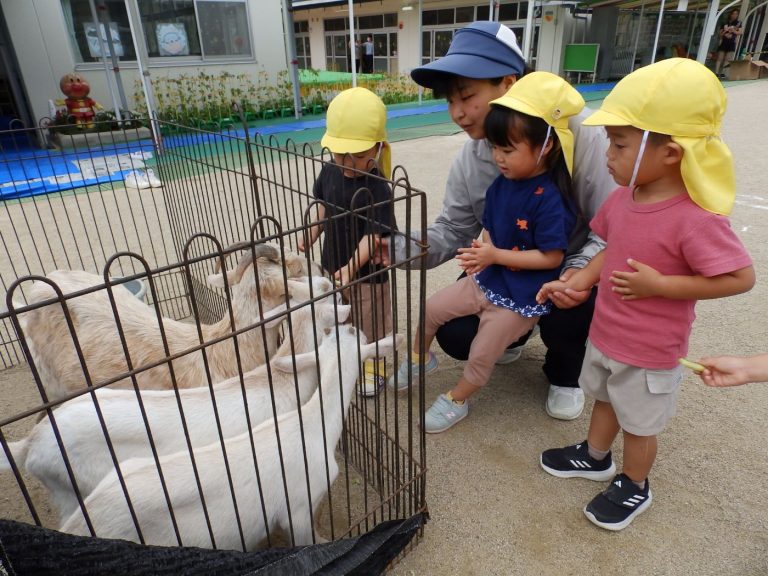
left=324, top=18, right=346, bottom=32
left=196, top=2, right=251, bottom=57
left=137, top=0, right=251, bottom=58
left=64, top=0, right=252, bottom=62
left=295, top=20, right=311, bottom=69
left=62, top=0, right=137, bottom=63
left=455, top=6, right=475, bottom=22
left=499, top=3, right=518, bottom=20
left=359, top=15, right=383, bottom=29
left=137, top=1, right=199, bottom=57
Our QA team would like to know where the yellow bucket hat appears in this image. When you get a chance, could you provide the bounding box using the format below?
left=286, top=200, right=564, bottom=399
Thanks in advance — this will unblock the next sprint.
left=321, top=87, right=391, bottom=179
left=489, top=71, right=585, bottom=175
left=583, top=58, right=733, bottom=215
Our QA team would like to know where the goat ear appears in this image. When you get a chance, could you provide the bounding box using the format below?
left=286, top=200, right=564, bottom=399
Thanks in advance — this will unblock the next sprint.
left=207, top=271, right=237, bottom=289
left=286, top=279, right=311, bottom=301
left=283, top=252, right=306, bottom=277
left=336, top=304, right=351, bottom=323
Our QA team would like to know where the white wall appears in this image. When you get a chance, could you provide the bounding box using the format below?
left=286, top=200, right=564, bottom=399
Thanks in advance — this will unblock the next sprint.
left=397, top=7, right=422, bottom=75
left=536, top=5, right=575, bottom=75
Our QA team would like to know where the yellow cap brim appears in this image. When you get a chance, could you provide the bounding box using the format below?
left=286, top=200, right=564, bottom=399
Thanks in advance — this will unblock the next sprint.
left=490, top=94, right=541, bottom=121
left=321, top=133, right=379, bottom=155
left=581, top=108, right=632, bottom=127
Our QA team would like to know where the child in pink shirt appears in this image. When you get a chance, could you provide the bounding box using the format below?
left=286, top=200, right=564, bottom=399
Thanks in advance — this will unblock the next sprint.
left=536, top=59, right=755, bottom=531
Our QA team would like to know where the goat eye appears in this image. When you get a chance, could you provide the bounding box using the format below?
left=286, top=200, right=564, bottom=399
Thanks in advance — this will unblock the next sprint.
left=324, top=327, right=331, bottom=335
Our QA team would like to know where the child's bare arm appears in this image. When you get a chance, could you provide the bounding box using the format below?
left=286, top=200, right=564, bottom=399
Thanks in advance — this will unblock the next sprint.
left=696, top=353, right=768, bottom=387
left=335, top=234, right=375, bottom=285
left=537, top=249, right=605, bottom=304
left=610, top=261, right=755, bottom=301
left=298, top=204, right=326, bottom=252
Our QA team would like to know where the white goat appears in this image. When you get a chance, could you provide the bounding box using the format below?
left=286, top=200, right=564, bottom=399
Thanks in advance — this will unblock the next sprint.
left=1, top=295, right=345, bottom=524
left=59, top=326, right=402, bottom=550
left=16, top=243, right=323, bottom=400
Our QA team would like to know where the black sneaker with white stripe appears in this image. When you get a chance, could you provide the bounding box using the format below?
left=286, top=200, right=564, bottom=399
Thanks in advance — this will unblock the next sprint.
left=540, top=440, right=616, bottom=481
left=584, top=473, right=653, bottom=531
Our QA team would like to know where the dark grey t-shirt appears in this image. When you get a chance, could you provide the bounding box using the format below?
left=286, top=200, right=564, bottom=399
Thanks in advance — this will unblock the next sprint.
left=312, top=163, right=395, bottom=283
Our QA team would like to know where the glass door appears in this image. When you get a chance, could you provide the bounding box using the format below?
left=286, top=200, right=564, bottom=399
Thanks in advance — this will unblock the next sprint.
left=369, top=31, right=400, bottom=73
left=295, top=36, right=310, bottom=69
left=325, top=33, right=349, bottom=71
left=373, top=33, right=388, bottom=72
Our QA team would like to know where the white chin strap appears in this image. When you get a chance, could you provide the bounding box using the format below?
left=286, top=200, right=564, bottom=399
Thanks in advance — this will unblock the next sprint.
left=629, top=130, right=649, bottom=189
left=535, top=125, right=552, bottom=167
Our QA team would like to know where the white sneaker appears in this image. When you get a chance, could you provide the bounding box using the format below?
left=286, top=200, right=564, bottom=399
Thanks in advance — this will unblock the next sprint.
left=124, top=170, right=150, bottom=189
left=361, top=372, right=385, bottom=397
left=145, top=168, right=162, bottom=187
left=546, top=384, right=585, bottom=420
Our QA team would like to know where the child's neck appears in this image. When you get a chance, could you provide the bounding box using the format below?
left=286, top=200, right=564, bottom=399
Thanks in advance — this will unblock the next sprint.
left=632, top=171, right=687, bottom=204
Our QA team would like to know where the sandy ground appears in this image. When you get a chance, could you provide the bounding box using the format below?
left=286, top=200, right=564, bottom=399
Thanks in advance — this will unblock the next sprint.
left=387, top=80, right=768, bottom=575
left=0, top=80, right=766, bottom=574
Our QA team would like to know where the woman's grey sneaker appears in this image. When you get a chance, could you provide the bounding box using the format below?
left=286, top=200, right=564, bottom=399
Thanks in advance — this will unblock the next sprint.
left=496, top=324, right=540, bottom=365
left=387, top=351, right=438, bottom=393
left=540, top=441, right=616, bottom=480
left=424, top=393, right=468, bottom=433
left=495, top=346, right=523, bottom=365
left=584, top=473, right=652, bottom=531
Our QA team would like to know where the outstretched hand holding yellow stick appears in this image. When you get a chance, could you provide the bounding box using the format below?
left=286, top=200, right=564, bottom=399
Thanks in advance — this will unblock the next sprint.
left=688, top=353, right=768, bottom=387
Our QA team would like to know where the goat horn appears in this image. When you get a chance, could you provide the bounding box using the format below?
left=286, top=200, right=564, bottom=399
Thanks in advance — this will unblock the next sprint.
left=231, top=243, right=281, bottom=284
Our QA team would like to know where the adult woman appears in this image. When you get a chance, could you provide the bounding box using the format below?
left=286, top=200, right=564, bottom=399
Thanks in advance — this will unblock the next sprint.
left=379, top=21, right=615, bottom=420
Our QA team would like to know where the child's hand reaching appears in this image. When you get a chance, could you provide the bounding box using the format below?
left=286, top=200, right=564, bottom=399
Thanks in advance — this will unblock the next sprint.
left=456, top=239, right=496, bottom=275
left=334, top=265, right=353, bottom=287
left=609, top=258, right=663, bottom=300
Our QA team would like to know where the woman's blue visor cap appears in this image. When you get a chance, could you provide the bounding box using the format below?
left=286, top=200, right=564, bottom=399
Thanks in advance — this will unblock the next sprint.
left=411, top=21, right=526, bottom=88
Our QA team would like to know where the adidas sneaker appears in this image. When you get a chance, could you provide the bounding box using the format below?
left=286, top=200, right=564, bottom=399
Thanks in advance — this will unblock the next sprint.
left=584, top=473, right=652, bottom=531
left=540, top=440, right=616, bottom=481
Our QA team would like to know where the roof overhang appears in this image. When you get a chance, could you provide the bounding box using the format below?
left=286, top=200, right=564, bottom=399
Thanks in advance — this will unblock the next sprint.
left=291, top=0, right=387, bottom=10
left=579, top=0, right=714, bottom=10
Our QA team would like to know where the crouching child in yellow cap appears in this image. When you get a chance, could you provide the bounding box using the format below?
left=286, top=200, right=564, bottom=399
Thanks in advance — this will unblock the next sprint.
left=390, top=72, right=583, bottom=433
left=536, top=58, right=755, bottom=530
left=298, top=87, right=395, bottom=397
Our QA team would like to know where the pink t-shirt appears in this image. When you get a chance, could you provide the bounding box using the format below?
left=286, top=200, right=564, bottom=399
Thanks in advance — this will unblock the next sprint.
left=589, top=187, right=752, bottom=369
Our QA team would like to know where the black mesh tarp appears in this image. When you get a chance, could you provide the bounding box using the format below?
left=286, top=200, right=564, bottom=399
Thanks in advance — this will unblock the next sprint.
left=0, top=513, right=424, bottom=576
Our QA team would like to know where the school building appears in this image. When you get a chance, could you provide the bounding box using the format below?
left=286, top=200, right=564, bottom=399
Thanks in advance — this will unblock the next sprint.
left=0, top=0, right=765, bottom=129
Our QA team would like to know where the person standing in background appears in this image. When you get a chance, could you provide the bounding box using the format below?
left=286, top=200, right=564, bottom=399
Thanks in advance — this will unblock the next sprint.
left=714, top=9, right=743, bottom=78
left=363, top=36, right=374, bottom=73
